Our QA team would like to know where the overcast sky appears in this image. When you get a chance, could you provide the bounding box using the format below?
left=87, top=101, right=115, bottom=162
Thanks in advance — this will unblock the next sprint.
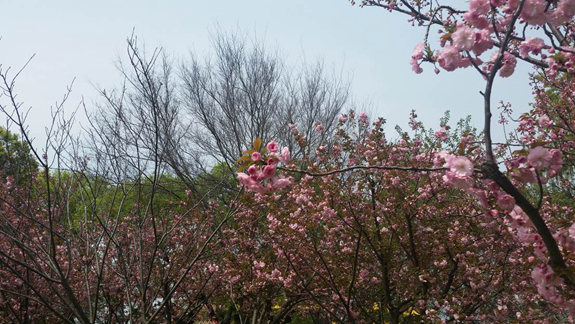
left=0, top=0, right=532, bottom=148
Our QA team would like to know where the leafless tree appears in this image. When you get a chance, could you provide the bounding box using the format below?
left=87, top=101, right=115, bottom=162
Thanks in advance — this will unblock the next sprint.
left=94, top=31, right=353, bottom=199
left=179, top=30, right=351, bottom=173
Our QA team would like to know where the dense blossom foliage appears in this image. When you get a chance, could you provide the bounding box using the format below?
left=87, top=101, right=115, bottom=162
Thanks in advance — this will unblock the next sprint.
left=233, top=0, right=575, bottom=321
left=234, top=112, right=572, bottom=322
left=395, top=0, right=575, bottom=78
left=0, top=173, right=230, bottom=323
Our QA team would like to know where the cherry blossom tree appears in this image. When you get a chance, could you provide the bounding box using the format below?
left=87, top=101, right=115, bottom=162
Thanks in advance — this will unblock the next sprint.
left=356, top=0, right=575, bottom=314
left=235, top=112, right=568, bottom=322
left=235, top=0, right=575, bottom=319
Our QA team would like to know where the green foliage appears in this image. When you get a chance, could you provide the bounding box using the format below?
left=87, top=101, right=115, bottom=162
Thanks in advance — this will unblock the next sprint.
left=61, top=172, right=190, bottom=228
left=60, top=160, right=238, bottom=230
left=194, top=161, right=237, bottom=204
left=0, top=126, right=38, bottom=182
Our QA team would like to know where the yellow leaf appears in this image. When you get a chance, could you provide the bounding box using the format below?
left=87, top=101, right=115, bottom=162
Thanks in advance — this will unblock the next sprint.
left=402, top=307, right=420, bottom=317
left=512, top=149, right=528, bottom=157
left=238, top=161, right=252, bottom=172
left=253, top=137, right=262, bottom=151
left=243, top=149, right=256, bottom=155
left=466, top=145, right=479, bottom=155
left=441, top=32, right=452, bottom=41
left=457, top=141, right=466, bottom=155
left=530, top=141, right=550, bottom=149
left=235, top=155, right=253, bottom=165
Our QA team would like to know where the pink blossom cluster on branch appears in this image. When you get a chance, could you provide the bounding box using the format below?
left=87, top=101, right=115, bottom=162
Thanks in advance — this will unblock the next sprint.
left=397, top=0, right=575, bottom=77
left=237, top=141, right=293, bottom=193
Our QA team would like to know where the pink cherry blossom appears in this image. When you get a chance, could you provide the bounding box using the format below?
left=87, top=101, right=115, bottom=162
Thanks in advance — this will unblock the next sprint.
left=262, top=165, right=277, bottom=179
left=410, top=44, right=425, bottom=74
left=463, top=11, right=489, bottom=29
left=469, top=0, right=490, bottom=15
left=569, top=224, right=575, bottom=239
left=252, top=151, right=262, bottom=162
left=446, top=156, right=474, bottom=177
left=412, top=42, right=425, bottom=60
left=452, top=24, right=475, bottom=51
left=437, top=46, right=462, bottom=72
left=279, top=147, right=290, bottom=164
left=472, top=30, right=493, bottom=56
left=443, top=172, right=474, bottom=190
left=528, top=146, right=552, bottom=170
left=497, top=194, right=515, bottom=211
left=238, top=172, right=255, bottom=185
left=550, top=149, right=563, bottom=166
left=247, top=164, right=258, bottom=176
left=513, top=167, right=538, bottom=184
left=267, top=141, right=279, bottom=153
left=270, top=176, right=292, bottom=189
left=499, top=52, right=517, bottom=78
left=434, top=127, right=447, bottom=140
left=538, top=115, right=551, bottom=128
left=519, top=38, right=546, bottom=58
left=552, top=0, right=575, bottom=24
left=521, top=0, right=549, bottom=26
left=411, top=58, right=423, bottom=74
left=267, top=157, right=278, bottom=165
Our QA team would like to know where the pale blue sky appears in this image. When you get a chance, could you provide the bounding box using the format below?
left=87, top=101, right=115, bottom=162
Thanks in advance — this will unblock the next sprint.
left=0, top=0, right=531, bottom=146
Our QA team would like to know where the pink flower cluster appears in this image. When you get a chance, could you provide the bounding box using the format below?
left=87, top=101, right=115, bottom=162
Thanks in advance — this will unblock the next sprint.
left=495, top=52, right=517, bottom=78
left=358, top=111, right=368, bottom=124
left=531, top=264, right=575, bottom=310
left=433, top=127, right=448, bottom=140
left=518, top=0, right=575, bottom=26
left=237, top=142, right=292, bottom=193
left=410, top=43, right=426, bottom=74
left=409, top=0, right=575, bottom=77
left=518, top=37, right=547, bottom=58
left=438, top=152, right=475, bottom=190
left=504, top=204, right=575, bottom=314
left=507, top=147, right=563, bottom=182
left=289, top=123, right=307, bottom=147
left=437, top=46, right=468, bottom=72
left=463, top=0, right=490, bottom=29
